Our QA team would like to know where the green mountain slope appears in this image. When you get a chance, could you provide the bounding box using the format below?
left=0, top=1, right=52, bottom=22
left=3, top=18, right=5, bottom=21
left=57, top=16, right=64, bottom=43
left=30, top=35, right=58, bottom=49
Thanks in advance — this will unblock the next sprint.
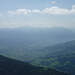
left=0, top=54, right=70, bottom=75
left=29, top=40, right=75, bottom=75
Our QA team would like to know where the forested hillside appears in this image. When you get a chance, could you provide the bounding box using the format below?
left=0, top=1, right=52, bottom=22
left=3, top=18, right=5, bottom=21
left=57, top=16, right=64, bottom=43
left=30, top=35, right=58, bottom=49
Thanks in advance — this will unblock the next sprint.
left=29, top=40, right=75, bottom=75
left=0, top=54, right=70, bottom=75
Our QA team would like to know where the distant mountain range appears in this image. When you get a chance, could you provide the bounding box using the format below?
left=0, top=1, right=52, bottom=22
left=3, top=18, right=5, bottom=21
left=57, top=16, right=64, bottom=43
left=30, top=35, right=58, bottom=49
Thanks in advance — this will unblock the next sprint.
left=0, top=27, right=75, bottom=75
left=0, top=27, right=75, bottom=47
left=0, top=54, right=70, bottom=75
left=0, top=27, right=75, bottom=60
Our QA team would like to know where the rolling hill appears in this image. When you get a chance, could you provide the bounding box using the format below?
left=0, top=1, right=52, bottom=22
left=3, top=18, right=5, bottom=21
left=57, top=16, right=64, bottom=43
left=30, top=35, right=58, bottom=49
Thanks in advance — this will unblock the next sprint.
left=29, top=40, right=75, bottom=75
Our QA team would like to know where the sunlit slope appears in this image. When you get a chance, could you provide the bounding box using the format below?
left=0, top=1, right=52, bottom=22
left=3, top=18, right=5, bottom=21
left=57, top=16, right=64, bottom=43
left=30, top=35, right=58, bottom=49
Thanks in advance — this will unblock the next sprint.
left=30, top=40, right=75, bottom=75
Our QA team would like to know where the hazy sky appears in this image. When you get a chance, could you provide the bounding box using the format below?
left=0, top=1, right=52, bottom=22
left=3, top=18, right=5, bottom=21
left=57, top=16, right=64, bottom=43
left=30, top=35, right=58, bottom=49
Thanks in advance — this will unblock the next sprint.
left=0, top=0, right=75, bottom=28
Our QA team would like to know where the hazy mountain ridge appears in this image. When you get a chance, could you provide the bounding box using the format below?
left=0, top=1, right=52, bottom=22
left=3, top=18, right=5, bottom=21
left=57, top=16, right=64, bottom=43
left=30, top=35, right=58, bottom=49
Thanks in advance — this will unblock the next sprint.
left=0, top=27, right=75, bottom=74
left=0, top=27, right=75, bottom=47
left=0, top=27, right=75, bottom=61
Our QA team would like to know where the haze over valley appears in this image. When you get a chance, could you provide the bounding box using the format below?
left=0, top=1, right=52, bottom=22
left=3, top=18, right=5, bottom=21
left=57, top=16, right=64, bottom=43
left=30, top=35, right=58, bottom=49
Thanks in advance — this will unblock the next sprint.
left=0, top=27, right=75, bottom=75
left=0, top=0, right=75, bottom=75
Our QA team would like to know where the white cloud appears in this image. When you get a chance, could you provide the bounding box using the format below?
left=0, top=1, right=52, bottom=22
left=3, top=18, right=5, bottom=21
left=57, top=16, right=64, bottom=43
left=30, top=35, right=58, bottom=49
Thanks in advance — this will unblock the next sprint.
left=0, top=14, right=5, bottom=17
left=72, top=5, right=75, bottom=9
left=8, top=5, right=75, bottom=16
left=43, top=5, right=75, bottom=15
left=8, top=9, right=41, bottom=16
left=51, top=1, right=56, bottom=4
left=43, top=6, right=70, bottom=15
left=0, top=22, right=59, bottom=28
left=8, top=9, right=32, bottom=15
left=32, top=9, right=41, bottom=13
